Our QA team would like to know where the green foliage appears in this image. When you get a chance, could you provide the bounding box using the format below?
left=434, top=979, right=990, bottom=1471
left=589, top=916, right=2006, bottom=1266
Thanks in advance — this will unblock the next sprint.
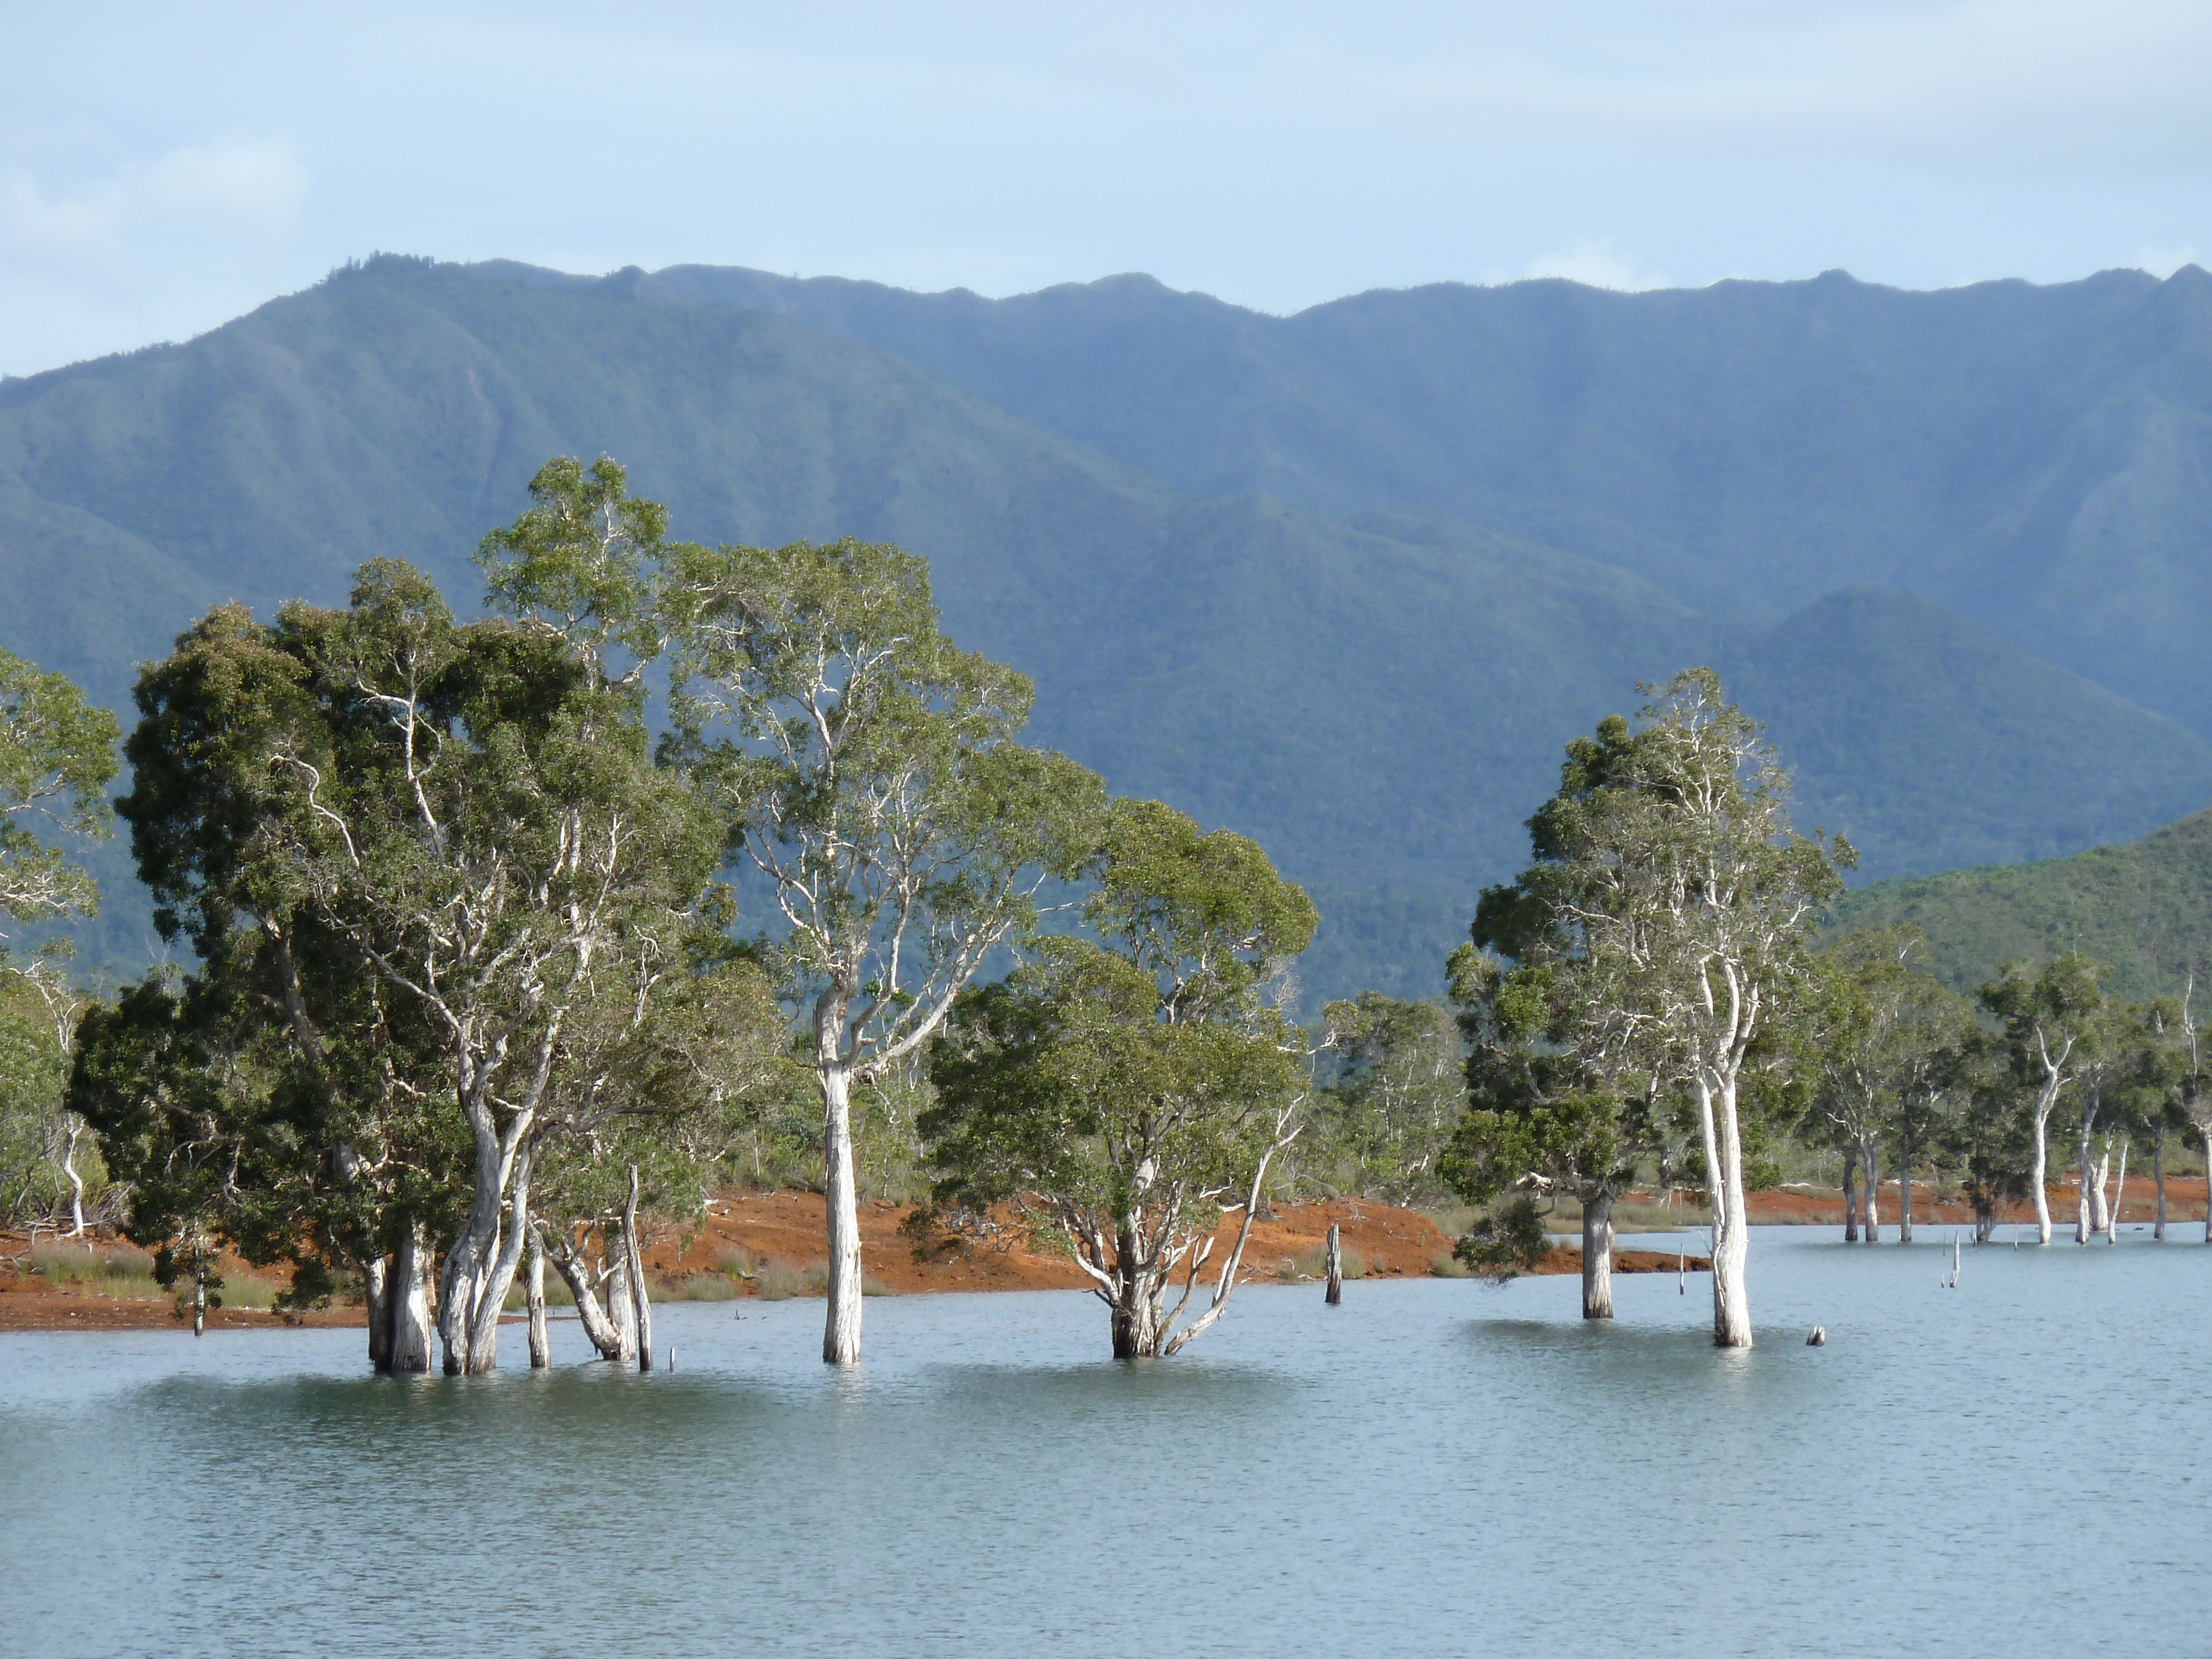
left=923, top=799, right=1313, bottom=1355
left=1442, top=671, right=1847, bottom=1268
left=0, top=971, right=101, bottom=1226
left=0, top=647, right=117, bottom=993
left=1799, top=927, right=1978, bottom=1175
left=1305, top=992, right=1461, bottom=1203
left=664, top=532, right=1109, bottom=1076
left=1979, top=954, right=2107, bottom=1089
left=1833, top=806, right=2212, bottom=1006
left=77, top=493, right=778, bottom=1352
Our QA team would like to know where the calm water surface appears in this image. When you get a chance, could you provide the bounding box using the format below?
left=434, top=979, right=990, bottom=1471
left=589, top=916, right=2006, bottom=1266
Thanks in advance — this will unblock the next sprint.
left=2, top=1226, right=2205, bottom=1658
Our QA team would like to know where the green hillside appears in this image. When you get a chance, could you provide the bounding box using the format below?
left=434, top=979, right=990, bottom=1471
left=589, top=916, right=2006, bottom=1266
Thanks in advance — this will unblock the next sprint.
left=664, top=261, right=2212, bottom=737
left=1830, top=808, right=2212, bottom=1005
left=5, top=255, right=2211, bottom=1000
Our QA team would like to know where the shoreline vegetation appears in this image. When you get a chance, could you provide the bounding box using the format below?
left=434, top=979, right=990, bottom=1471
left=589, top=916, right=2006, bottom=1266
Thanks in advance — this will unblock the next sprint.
left=8, top=1176, right=2200, bottom=1333
left=8, top=460, right=2209, bottom=1366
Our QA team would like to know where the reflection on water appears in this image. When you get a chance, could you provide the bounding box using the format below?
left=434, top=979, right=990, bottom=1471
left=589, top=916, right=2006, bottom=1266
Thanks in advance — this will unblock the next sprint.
left=2, top=1228, right=2206, bottom=1658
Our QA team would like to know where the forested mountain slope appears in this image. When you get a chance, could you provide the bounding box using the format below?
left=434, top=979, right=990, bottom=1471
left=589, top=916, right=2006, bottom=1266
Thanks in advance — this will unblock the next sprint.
left=1831, top=806, right=2212, bottom=1005
left=661, top=260, right=2212, bottom=735
left=3, top=255, right=2209, bottom=997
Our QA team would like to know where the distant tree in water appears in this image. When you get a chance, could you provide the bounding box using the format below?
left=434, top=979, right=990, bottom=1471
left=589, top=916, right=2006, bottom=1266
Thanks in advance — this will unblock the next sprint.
left=1304, top=992, right=1460, bottom=1206
left=923, top=800, right=1316, bottom=1358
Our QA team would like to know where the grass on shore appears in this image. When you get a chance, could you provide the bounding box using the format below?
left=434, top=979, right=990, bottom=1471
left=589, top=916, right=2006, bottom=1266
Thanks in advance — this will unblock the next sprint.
left=25, top=1240, right=281, bottom=1310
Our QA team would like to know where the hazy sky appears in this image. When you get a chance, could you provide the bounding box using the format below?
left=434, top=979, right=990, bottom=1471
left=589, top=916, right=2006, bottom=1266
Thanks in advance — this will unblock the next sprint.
left=4, top=1, right=2208, bottom=375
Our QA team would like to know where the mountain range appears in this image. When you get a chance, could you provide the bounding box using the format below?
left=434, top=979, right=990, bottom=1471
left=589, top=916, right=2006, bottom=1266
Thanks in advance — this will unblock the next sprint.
left=4, top=254, right=2210, bottom=998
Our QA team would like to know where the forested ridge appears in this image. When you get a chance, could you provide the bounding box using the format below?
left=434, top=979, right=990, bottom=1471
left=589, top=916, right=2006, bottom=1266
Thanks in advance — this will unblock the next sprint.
left=1833, top=805, right=2212, bottom=1001
left=7, top=255, right=2212, bottom=999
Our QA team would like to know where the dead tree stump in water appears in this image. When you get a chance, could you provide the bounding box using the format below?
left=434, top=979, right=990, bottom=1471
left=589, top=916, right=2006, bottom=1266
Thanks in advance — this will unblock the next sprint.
left=1324, top=1223, right=1343, bottom=1306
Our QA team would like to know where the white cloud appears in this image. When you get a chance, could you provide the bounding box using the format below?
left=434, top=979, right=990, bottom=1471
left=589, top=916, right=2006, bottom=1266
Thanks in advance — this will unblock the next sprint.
left=0, top=138, right=307, bottom=280
left=1516, top=239, right=1672, bottom=292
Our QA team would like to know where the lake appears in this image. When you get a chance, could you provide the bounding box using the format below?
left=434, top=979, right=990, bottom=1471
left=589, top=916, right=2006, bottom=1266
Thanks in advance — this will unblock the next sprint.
left=2, top=1225, right=2204, bottom=1657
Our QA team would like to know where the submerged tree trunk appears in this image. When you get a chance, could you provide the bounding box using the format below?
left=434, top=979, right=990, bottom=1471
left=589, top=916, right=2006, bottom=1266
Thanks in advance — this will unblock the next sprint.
left=526, top=1227, right=550, bottom=1370
left=2075, top=1114, right=2097, bottom=1244
left=1110, top=1249, right=1165, bottom=1359
left=1861, top=1139, right=1882, bottom=1244
left=388, top=1221, right=434, bottom=1374
left=820, top=1058, right=863, bottom=1365
left=1581, top=1190, right=1615, bottom=1320
left=1897, top=1142, right=1914, bottom=1244
left=625, top=1166, right=653, bottom=1374
left=365, top=1256, right=392, bottom=1373
left=608, top=1249, right=639, bottom=1365
left=1704, top=1076, right=1753, bottom=1349
left=2153, top=1134, right=2167, bottom=1240
left=2107, top=1141, right=2128, bottom=1245
left=438, top=1111, right=536, bottom=1375
left=1841, top=1146, right=1859, bottom=1243
left=2090, top=1145, right=2113, bottom=1237
left=2030, top=1102, right=2056, bottom=1245
left=1324, top=1222, right=1343, bottom=1307
left=543, top=1234, right=627, bottom=1360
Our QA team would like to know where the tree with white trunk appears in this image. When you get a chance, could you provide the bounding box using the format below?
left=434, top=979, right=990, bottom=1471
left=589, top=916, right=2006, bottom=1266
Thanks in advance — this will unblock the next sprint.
left=1307, top=992, right=1462, bottom=1206
left=921, top=799, right=1317, bottom=1358
left=1494, top=671, right=1847, bottom=1347
left=82, top=462, right=737, bottom=1372
left=0, top=649, right=118, bottom=1233
left=661, top=535, right=1105, bottom=1364
left=1804, top=928, right=1974, bottom=1247
left=1980, top=956, right=2104, bottom=1247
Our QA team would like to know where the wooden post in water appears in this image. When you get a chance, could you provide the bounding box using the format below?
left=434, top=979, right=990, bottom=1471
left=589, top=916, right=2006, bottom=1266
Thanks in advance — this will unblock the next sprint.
left=192, top=1264, right=206, bottom=1338
left=1324, top=1223, right=1343, bottom=1306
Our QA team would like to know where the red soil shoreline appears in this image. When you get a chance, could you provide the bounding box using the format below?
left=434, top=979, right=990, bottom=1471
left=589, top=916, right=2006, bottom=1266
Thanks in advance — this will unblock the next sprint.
left=5, top=1175, right=2200, bottom=1333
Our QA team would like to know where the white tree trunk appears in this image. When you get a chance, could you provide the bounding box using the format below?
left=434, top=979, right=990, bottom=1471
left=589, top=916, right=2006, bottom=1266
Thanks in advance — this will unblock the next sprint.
left=2030, top=1102, right=2055, bottom=1245
left=526, top=1227, right=550, bottom=1370
left=544, top=1239, right=627, bottom=1359
left=364, top=1256, right=392, bottom=1373
left=1324, top=1222, right=1343, bottom=1306
left=2075, top=1115, right=2097, bottom=1243
left=1861, top=1138, right=1882, bottom=1244
left=608, top=1250, right=639, bottom=1365
left=821, top=1060, right=864, bottom=1365
left=1703, top=1077, right=1753, bottom=1348
left=1581, top=1190, right=1615, bottom=1320
left=389, top=1222, right=434, bottom=1374
left=1110, top=1253, right=1165, bottom=1357
left=624, top=1166, right=654, bottom=1374
left=60, top=1117, right=86, bottom=1237
left=2106, top=1141, right=2127, bottom=1245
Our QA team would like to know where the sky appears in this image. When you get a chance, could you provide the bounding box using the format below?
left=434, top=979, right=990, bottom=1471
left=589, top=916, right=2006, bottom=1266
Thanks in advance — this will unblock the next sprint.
left=3, top=1, right=2209, bottom=376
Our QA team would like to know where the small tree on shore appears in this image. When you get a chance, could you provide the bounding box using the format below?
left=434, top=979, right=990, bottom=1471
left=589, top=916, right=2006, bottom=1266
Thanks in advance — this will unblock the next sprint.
left=922, top=800, right=1316, bottom=1358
